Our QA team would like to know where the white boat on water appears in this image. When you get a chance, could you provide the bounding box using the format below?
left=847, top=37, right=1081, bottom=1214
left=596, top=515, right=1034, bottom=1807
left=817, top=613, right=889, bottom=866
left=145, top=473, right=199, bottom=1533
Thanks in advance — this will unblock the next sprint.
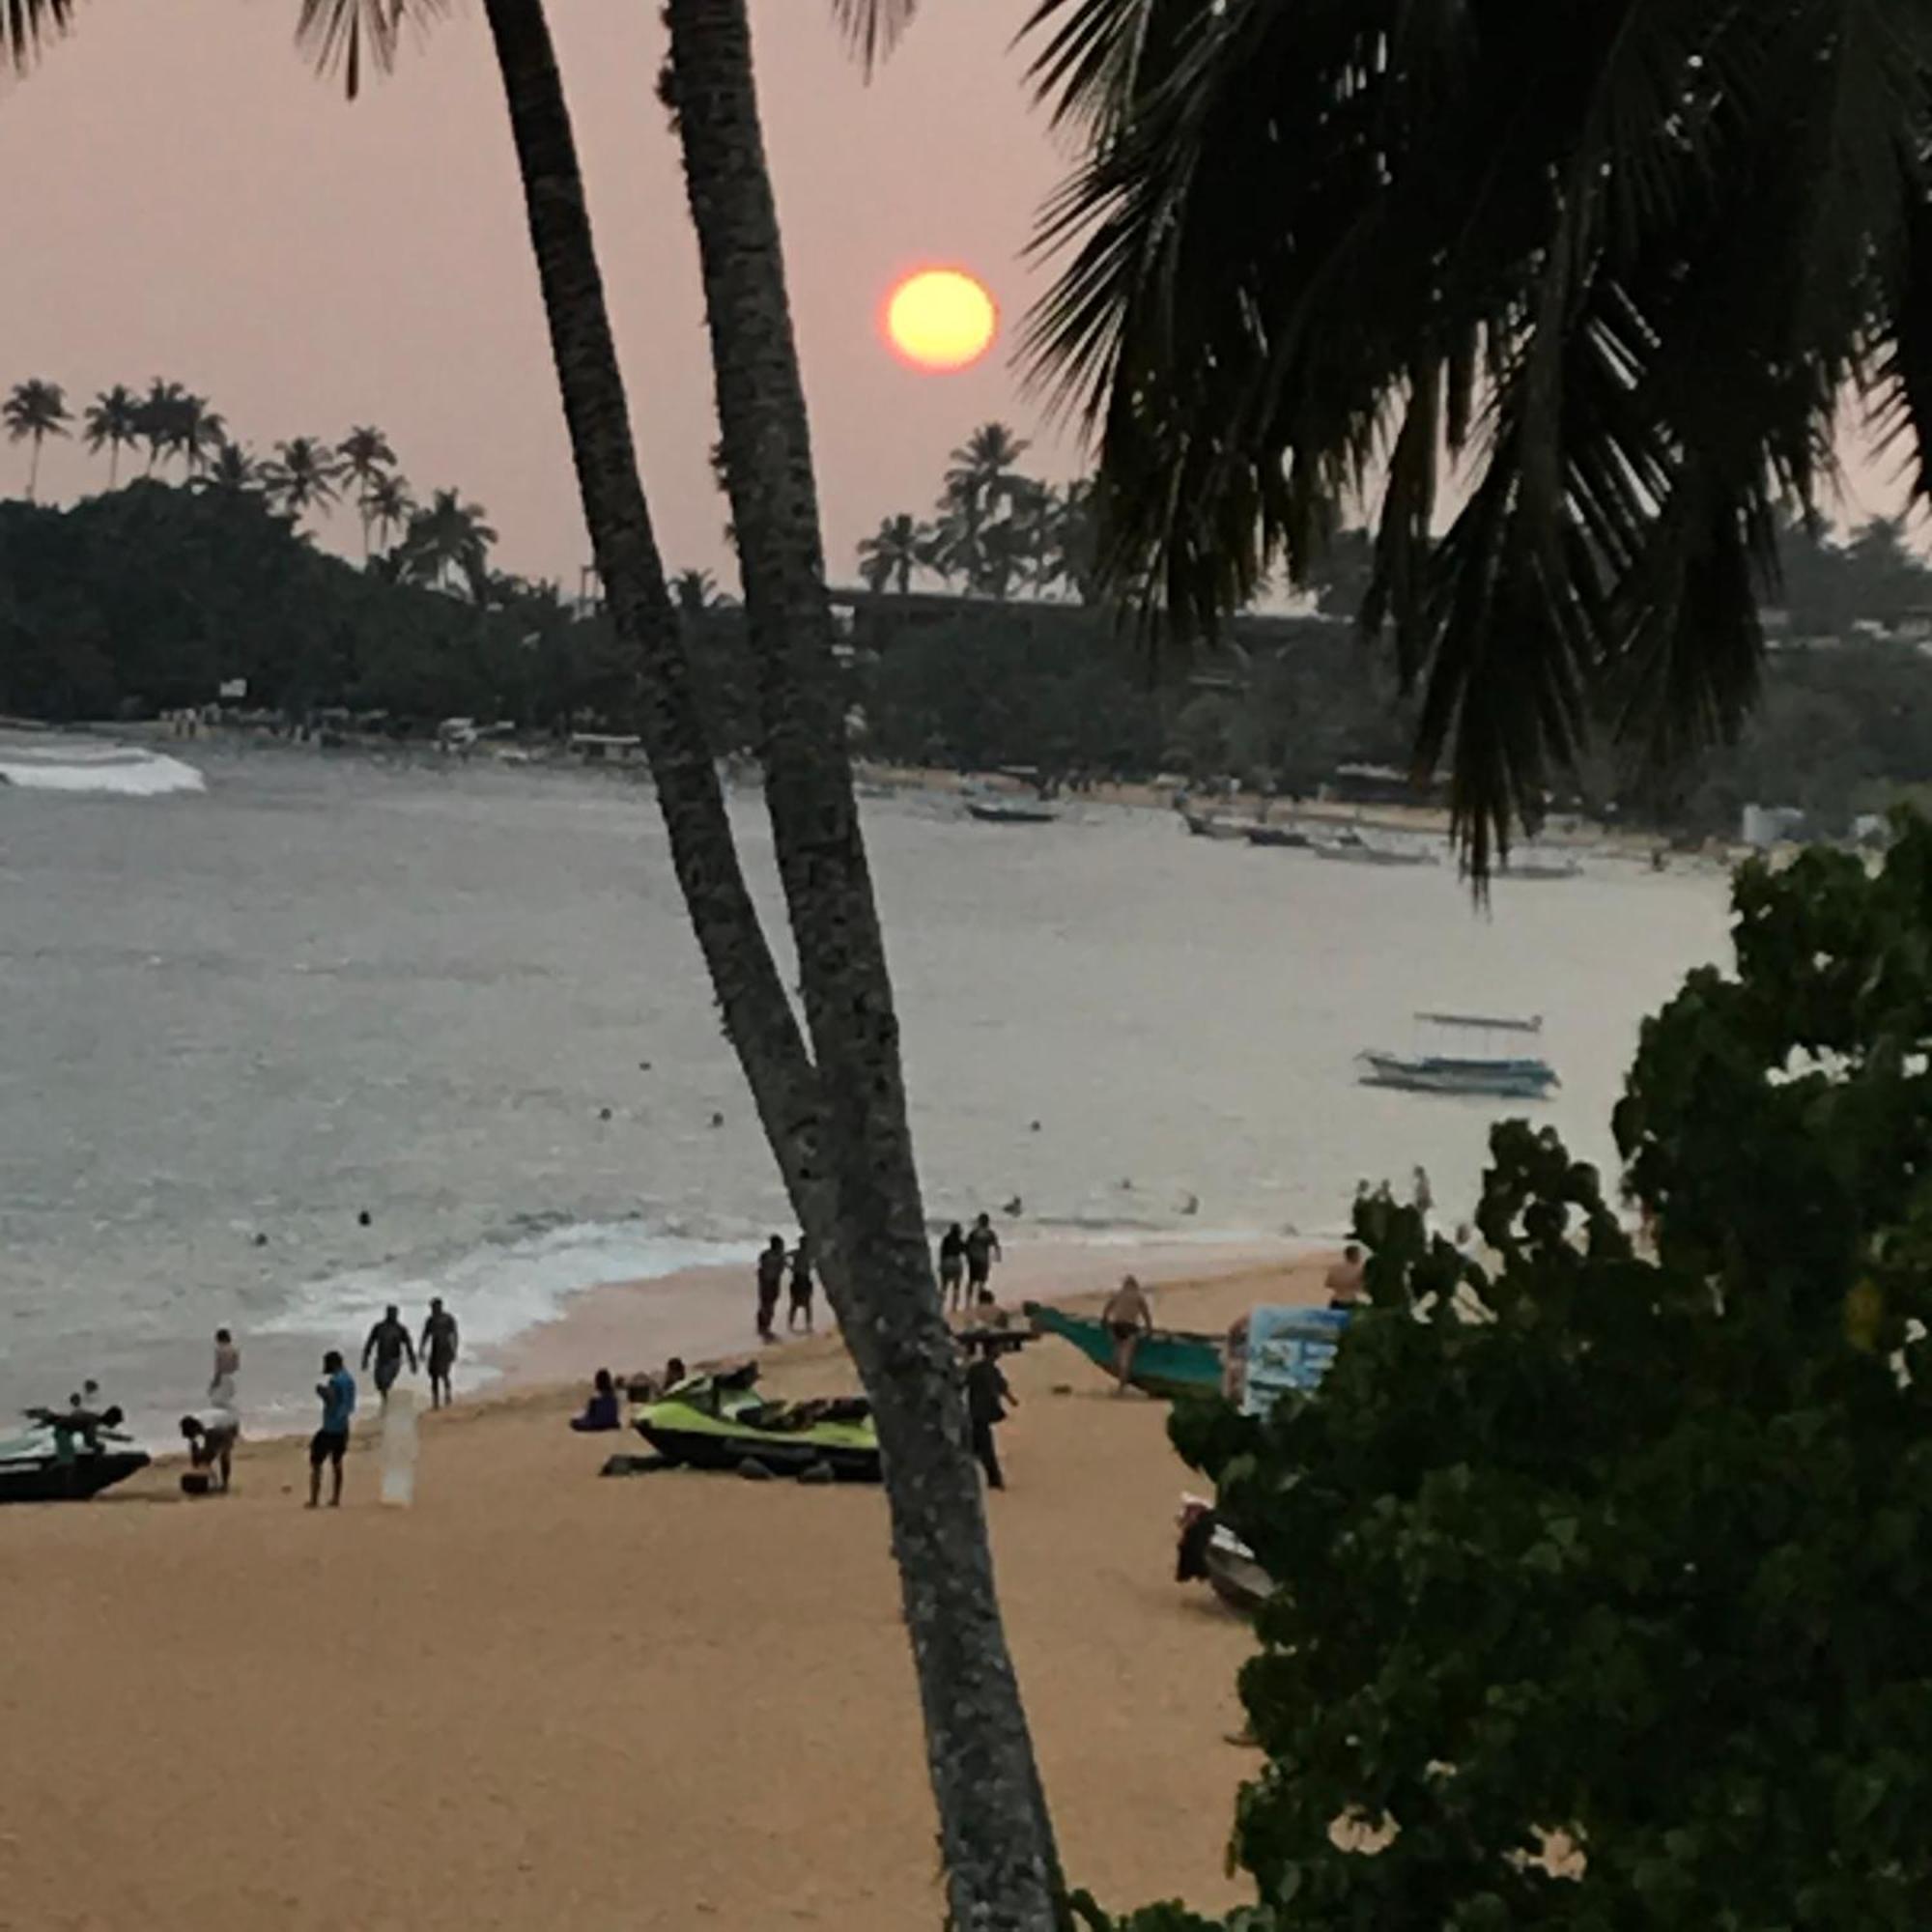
left=1356, top=1011, right=1558, bottom=1100
left=1314, top=830, right=1440, bottom=867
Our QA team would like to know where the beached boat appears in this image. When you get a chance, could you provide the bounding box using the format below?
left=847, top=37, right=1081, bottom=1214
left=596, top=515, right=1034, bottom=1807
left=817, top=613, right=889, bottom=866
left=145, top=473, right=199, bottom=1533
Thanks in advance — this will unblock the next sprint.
left=632, top=1368, right=882, bottom=1482
left=1024, top=1302, right=1224, bottom=1399
left=1313, top=835, right=1440, bottom=867
left=0, top=1421, right=149, bottom=1504
left=1356, top=1010, right=1558, bottom=1099
left=966, top=799, right=1059, bottom=825
left=1245, top=823, right=1312, bottom=849
left=1177, top=1497, right=1270, bottom=1617
left=1181, top=810, right=1251, bottom=840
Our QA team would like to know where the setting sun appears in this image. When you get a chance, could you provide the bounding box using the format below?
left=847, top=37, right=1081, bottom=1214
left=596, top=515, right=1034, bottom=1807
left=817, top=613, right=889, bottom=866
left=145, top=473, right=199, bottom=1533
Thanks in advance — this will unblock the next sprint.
left=884, top=269, right=998, bottom=374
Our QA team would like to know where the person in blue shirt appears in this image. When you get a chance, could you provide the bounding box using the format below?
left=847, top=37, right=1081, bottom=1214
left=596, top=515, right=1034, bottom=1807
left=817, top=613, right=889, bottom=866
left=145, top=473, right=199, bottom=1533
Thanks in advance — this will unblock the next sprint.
left=307, top=1350, right=356, bottom=1509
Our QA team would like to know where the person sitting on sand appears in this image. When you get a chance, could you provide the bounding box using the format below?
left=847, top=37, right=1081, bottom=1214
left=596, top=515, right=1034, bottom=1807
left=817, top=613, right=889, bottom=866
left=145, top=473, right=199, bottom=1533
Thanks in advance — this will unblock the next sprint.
left=964, top=1213, right=1003, bottom=1306
left=570, top=1369, right=622, bottom=1434
left=937, top=1223, right=967, bottom=1312
left=1100, top=1275, right=1154, bottom=1396
left=307, top=1350, right=356, bottom=1509
left=420, top=1297, right=460, bottom=1411
left=786, top=1236, right=815, bottom=1336
left=361, top=1304, right=417, bottom=1408
left=1324, top=1243, right=1368, bottom=1310
left=755, top=1236, right=786, bottom=1343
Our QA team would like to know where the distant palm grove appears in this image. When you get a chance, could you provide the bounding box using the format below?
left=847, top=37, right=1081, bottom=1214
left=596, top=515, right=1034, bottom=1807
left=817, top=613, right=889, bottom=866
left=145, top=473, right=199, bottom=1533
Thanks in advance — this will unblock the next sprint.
left=9, top=378, right=1932, bottom=838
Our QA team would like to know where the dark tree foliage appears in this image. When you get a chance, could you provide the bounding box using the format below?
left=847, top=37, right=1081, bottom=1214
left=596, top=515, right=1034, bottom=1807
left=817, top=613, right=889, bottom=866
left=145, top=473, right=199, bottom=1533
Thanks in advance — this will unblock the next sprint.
left=1081, top=823, right=1932, bottom=1929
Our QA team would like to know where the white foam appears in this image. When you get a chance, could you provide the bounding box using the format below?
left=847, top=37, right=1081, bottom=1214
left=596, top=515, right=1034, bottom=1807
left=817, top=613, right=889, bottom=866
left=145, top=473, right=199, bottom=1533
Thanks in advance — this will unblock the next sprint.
left=0, top=733, right=206, bottom=796
left=257, top=1222, right=762, bottom=1354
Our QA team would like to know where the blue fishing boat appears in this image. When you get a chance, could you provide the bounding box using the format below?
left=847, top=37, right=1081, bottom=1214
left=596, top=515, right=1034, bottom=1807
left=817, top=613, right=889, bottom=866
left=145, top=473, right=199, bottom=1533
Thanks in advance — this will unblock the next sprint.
left=1023, top=1302, right=1223, bottom=1399
left=1356, top=1011, right=1559, bottom=1099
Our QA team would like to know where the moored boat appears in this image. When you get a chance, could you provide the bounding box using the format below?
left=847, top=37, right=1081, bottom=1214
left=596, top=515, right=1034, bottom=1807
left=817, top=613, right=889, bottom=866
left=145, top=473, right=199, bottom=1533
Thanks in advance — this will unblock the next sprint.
left=1313, top=835, right=1440, bottom=867
left=1181, top=810, right=1251, bottom=840
left=1024, top=1302, right=1223, bottom=1399
left=1356, top=1010, right=1558, bottom=1098
left=1245, top=823, right=1312, bottom=849
left=966, top=799, right=1059, bottom=825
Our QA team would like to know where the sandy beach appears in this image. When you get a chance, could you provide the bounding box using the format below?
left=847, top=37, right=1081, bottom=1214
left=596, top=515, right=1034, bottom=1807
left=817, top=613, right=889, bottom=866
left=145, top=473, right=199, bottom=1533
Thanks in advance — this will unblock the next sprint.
left=0, top=1253, right=1328, bottom=1932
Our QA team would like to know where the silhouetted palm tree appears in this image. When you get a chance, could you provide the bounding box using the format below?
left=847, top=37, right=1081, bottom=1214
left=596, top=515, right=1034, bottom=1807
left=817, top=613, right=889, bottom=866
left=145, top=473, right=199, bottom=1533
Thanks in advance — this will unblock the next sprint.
left=670, top=566, right=721, bottom=614
left=3, top=379, right=71, bottom=500
left=83, top=384, right=142, bottom=487
left=363, top=470, right=413, bottom=556
left=399, top=487, right=497, bottom=600
left=856, top=513, right=923, bottom=594
left=262, top=437, right=342, bottom=520
left=191, top=440, right=269, bottom=499
left=338, top=424, right=398, bottom=560
left=171, top=395, right=227, bottom=478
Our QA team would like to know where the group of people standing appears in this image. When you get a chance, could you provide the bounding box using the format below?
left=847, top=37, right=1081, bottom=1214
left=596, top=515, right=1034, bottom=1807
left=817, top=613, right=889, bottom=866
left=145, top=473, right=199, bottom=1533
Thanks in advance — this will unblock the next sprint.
left=752, top=1213, right=1009, bottom=1340
left=754, top=1236, right=815, bottom=1342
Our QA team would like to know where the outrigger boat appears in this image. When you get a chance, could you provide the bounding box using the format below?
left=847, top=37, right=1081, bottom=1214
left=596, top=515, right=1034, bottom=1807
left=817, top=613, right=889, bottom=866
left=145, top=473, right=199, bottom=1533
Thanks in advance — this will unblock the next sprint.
left=632, top=1365, right=882, bottom=1483
left=1023, top=1302, right=1224, bottom=1399
left=0, top=1411, right=149, bottom=1504
left=1245, top=823, right=1313, bottom=849
left=1356, top=1010, right=1558, bottom=1099
left=966, top=799, right=1059, bottom=825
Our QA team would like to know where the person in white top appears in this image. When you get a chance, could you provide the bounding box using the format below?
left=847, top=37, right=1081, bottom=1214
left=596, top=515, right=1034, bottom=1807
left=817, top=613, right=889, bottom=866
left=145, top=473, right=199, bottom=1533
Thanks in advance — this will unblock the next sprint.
left=209, top=1327, right=241, bottom=1408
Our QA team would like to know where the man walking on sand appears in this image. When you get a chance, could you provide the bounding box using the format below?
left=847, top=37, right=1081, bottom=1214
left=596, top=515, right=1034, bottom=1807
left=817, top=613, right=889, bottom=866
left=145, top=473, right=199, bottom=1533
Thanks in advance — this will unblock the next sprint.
left=361, top=1303, right=417, bottom=1409
left=963, top=1345, right=1016, bottom=1492
left=307, top=1350, right=356, bottom=1508
left=1100, top=1274, right=1155, bottom=1395
left=755, top=1236, right=786, bottom=1343
left=420, top=1297, right=460, bottom=1410
left=964, top=1212, right=1003, bottom=1306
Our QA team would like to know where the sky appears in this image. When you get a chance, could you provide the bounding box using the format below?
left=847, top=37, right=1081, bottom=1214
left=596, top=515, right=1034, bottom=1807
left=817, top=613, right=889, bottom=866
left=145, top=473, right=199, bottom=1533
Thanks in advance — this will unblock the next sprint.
left=0, top=0, right=1077, bottom=589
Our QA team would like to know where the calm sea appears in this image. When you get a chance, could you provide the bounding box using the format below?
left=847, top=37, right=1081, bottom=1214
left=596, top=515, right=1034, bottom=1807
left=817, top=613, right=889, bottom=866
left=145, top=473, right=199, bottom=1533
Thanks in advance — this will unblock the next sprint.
left=0, top=737, right=1731, bottom=1438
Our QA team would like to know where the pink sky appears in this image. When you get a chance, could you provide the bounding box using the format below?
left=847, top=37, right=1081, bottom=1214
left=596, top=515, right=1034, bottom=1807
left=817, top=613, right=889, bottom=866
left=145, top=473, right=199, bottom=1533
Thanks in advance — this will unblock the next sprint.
left=0, top=0, right=1075, bottom=587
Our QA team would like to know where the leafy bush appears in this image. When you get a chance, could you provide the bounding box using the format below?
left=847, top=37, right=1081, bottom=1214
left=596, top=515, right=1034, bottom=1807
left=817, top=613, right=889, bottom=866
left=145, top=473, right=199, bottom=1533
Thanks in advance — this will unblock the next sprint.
left=1085, top=823, right=1932, bottom=1928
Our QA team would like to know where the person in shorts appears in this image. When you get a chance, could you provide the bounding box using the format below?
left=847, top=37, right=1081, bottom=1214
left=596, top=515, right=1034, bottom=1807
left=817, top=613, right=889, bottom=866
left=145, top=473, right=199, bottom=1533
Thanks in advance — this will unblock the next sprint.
left=420, top=1297, right=460, bottom=1410
left=964, top=1214, right=1003, bottom=1306
left=1099, top=1274, right=1153, bottom=1396
left=937, top=1224, right=967, bottom=1313
left=786, top=1236, right=815, bottom=1335
left=308, top=1350, right=356, bottom=1509
left=361, top=1304, right=417, bottom=1408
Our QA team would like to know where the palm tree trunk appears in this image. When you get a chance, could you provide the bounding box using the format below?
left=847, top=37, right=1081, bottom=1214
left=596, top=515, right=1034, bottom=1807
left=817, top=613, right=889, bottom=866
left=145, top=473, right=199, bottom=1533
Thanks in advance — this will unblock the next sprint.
left=663, top=4, right=1065, bottom=1926
left=108, top=441, right=121, bottom=488
left=473, top=0, right=838, bottom=1270
left=26, top=431, right=41, bottom=502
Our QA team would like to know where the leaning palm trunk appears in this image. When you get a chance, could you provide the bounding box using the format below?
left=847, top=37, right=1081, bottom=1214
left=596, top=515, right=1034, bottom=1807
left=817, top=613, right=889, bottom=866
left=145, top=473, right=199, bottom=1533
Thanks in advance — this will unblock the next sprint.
left=476, top=0, right=838, bottom=1238
left=663, top=3, right=1065, bottom=1925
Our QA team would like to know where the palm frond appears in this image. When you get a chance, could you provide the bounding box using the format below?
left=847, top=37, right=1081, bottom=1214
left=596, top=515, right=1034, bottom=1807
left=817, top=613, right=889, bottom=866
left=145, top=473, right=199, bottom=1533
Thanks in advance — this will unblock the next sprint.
left=295, top=0, right=444, bottom=99
left=2, top=0, right=73, bottom=75
left=828, top=0, right=917, bottom=76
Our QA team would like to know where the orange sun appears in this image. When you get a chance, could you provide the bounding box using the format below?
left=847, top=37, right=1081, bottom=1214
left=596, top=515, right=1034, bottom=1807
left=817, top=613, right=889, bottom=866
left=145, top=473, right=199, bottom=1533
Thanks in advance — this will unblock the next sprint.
left=884, top=269, right=999, bottom=373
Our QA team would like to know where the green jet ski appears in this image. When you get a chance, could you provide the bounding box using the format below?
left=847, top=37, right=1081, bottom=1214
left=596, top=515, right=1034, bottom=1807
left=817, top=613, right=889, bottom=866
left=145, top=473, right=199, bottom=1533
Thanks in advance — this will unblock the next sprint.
left=632, top=1363, right=882, bottom=1483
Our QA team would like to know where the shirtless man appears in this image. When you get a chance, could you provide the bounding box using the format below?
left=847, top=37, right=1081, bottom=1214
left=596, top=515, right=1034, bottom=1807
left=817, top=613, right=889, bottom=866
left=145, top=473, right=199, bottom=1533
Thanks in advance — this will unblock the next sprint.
left=1324, top=1243, right=1368, bottom=1309
left=360, top=1304, right=417, bottom=1409
left=1100, top=1274, right=1154, bottom=1396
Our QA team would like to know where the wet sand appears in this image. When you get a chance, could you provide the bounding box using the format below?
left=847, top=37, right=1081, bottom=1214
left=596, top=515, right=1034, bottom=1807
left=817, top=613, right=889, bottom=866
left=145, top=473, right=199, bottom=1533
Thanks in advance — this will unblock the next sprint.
left=0, top=1256, right=1327, bottom=1931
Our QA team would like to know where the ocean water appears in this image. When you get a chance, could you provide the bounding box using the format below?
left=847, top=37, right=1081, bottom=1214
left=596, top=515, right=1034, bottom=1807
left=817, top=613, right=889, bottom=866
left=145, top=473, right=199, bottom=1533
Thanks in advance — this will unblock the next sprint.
left=0, top=736, right=1732, bottom=1439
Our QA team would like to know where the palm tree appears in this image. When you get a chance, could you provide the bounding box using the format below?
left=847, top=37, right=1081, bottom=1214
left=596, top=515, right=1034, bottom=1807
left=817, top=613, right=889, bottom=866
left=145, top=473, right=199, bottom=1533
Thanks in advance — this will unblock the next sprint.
left=669, top=565, right=721, bottom=613
left=338, top=424, right=399, bottom=559
left=1023, top=0, right=1932, bottom=876
left=1008, top=479, right=1063, bottom=599
left=938, top=421, right=1031, bottom=594
left=83, top=384, right=142, bottom=487
left=172, top=395, right=227, bottom=478
left=398, top=487, right=497, bottom=600
left=192, top=440, right=269, bottom=500
left=363, top=471, right=414, bottom=556
left=662, top=5, right=1065, bottom=1922
left=133, top=379, right=187, bottom=476
left=262, top=437, right=342, bottom=520
left=3, top=379, right=71, bottom=500
left=0, top=1, right=1058, bottom=1920
left=855, top=513, right=923, bottom=593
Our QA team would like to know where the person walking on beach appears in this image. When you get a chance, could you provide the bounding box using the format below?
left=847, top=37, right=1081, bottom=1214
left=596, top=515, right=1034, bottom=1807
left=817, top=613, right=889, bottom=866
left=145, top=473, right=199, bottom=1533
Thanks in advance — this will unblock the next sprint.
left=361, top=1304, right=417, bottom=1408
left=420, top=1297, right=460, bottom=1410
left=1101, top=1274, right=1154, bottom=1395
left=786, top=1236, right=815, bottom=1336
left=937, top=1223, right=967, bottom=1313
left=755, top=1236, right=786, bottom=1343
left=308, top=1350, right=356, bottom=1508
left=964, top=1213, right=1003, bottom=1306
left=1325, top=1243, right=1368, bottom=1309
left=210, top=1327, right=240, bottom=1406
left=963, top=1346, right=1015, bottom=1492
